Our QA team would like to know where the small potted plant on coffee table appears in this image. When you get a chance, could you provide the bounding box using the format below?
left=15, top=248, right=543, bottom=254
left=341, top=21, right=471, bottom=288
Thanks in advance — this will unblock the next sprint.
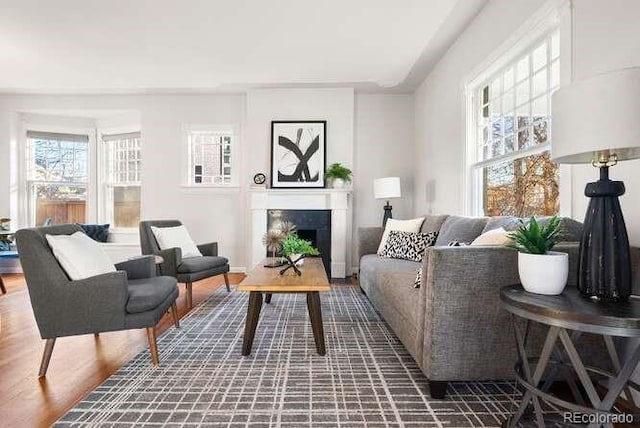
left=280, top=234, right=320, bottom=276
left=508, top=216, right=568, bottom=295
left=325, top=163, right=352, bottom=188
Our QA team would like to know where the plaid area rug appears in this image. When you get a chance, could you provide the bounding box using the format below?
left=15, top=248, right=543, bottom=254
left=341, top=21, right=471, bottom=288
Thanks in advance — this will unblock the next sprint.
left=56, top=285, right=520, bottom=427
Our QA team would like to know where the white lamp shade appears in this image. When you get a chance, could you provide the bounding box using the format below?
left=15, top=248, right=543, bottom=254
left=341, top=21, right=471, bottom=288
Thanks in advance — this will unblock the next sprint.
left=374, top=177, right=401, bottom=199
left=551, top=67, right=640, bottom=164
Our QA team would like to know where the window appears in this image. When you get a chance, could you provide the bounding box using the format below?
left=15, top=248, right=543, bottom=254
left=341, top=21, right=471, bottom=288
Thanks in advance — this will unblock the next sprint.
left=468, top=30, right=560, bottom=217
left=26, top=131, right=89, bottom=225
left=102, top=132, right=142, bottom=228
left=186, top=127, right=234, bottom=185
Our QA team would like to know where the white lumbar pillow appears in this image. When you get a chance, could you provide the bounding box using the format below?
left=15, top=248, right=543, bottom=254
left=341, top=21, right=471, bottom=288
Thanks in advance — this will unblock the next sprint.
left=377, top=217, right=425, bottom=254
left=46, top=231, right=116, bottom=281
left=151, top=225, right=202, bottom=258
left=470, top=227, right=512, bottom=246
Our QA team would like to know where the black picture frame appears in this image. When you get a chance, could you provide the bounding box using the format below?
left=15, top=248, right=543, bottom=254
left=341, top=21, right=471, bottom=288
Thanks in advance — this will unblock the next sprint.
left=270, top=120, right=326, bottom=189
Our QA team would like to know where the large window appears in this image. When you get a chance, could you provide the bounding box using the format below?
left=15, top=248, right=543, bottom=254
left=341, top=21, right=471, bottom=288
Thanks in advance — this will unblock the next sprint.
left=186, top=126, right=234, bottom=185
left=26, top=131, right=89, bottom=225
left=102, top=132, right=142, bottom=228
left=468, top=30, right=560, bottom=217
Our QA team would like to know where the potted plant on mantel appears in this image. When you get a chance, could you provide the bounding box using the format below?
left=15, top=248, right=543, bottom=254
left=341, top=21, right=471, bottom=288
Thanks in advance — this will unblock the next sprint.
left=508, top=216, right=568, bottom=295
left=325, top=163, right=352, bottom=188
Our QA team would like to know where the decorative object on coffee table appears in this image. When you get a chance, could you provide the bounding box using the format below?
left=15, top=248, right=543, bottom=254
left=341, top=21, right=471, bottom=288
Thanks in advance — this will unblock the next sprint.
left=374, top=177, right=401, bottom=227
left=552, top=67, right=640, bottom=301
left=270, top=120, right=326, bottom=189
left=501, top=284, right=640, bottom=427
left=325, top=162, right=352, bottom=188
left=508, top=216, right=568, bottom=295
left=279, top=234, right=320, bottom=276
left=238, top=258, right=330, bottom=356
left=262, top=229, right=285, bottom=268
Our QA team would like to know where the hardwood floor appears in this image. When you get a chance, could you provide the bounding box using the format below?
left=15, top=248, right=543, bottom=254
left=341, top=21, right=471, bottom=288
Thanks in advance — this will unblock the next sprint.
left=0, top=272, right=245, bottom=428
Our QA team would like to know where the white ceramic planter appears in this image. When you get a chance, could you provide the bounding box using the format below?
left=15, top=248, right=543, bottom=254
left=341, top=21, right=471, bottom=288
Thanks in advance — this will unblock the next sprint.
left=331, top=178, right=345, bottom=188
left=518, top=251, right=569, bottom=295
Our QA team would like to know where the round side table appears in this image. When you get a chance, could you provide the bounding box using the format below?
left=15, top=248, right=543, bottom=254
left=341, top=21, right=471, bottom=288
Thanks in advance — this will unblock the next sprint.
left=500, top=284, right=640, bottom=428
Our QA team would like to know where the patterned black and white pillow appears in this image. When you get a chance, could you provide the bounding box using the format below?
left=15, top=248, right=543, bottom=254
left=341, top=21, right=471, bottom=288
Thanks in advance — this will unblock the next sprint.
left=414, top=267, right=422, bottom=288
left=379, top=230, right=438, bottom=262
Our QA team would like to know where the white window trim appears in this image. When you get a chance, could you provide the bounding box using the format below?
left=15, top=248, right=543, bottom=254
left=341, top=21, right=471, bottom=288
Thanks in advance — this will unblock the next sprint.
left=461, top=0, right=573, bottom=217
left=97, top=125, right=142, bottom=233
left=182, top=123, right=240, bottom=188
left=18, top=119, right=97, bottom=227
left=462, top=0, right=573, bottom=217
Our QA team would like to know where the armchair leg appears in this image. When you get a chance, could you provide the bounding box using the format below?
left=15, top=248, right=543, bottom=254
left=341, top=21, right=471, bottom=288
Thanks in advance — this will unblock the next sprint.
left=38, top=338, right=56, bottom=378
left=0, top=276, right=6, bottom=294
left=94, top=333, right=100, bottom=337
left=185, top=282, right=193, bottom=308
left=223, top=273, right=231, bottom=292
left=170, top=302, right=180, bottom=328
left=146, top=327, right=159, bottom=365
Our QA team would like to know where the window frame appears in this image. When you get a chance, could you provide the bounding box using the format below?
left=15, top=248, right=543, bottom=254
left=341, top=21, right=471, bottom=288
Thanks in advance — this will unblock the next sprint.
left=98, top=127, right=142, bottom=231
left=18, top=121, right=97, bottom=228
left=463, top=0, right=572, bottom=217
left=183, top=124, right=239, bottom=188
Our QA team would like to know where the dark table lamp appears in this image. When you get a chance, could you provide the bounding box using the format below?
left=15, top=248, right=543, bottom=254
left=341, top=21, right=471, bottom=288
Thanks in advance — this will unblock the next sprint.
left=552, top=67, right=640, bottom=301
left=374, top=177, right=401, bottom=227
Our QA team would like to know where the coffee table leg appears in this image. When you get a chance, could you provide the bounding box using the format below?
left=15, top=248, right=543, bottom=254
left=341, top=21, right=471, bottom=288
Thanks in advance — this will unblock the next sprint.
left=265, top=293, right=272, bottom=304
left=242, top=291, right=263, bottom=356
left=307, top=291, right=326, bottom=355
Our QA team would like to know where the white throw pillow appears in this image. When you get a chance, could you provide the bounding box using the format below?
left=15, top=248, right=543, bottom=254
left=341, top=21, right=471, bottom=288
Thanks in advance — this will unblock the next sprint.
left=46, top=232, right=116, bottom=280
left=470, top=227, right=512, bottom=246
left=377, top=217, right=425, bottom=254
left=151, top=225, right=202, bottom=258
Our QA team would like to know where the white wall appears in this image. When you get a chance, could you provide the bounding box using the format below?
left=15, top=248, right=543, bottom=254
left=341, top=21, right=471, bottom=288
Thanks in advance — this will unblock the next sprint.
left=413, top=0, right=548, bottom=216
left=0, top=89, right=412, bottom=272
left=0, top=94, right=247, bottom=269
left=353, top=94, right=414, bottom=267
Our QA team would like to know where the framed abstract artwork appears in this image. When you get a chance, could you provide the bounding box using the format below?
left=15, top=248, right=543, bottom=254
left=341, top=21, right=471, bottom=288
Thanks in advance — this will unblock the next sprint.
left=270, top=121, right=326, bottom=189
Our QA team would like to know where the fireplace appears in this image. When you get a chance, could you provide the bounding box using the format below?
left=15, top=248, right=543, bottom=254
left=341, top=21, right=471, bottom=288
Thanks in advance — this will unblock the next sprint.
left=267, top=209, right=331, bottom=277
left=249, top=189, right=351, bottom=278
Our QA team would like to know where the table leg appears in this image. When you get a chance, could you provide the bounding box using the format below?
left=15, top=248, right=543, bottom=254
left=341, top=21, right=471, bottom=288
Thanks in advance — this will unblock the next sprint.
left=265, top=293, right=272, bottom=304
left=242, top=291, right=263, bottom=356
left=306, top=291, right=325, bottom=355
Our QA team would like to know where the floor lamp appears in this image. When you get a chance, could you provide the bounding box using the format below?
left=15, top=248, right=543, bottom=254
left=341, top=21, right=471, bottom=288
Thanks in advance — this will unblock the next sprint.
left=552, top=67, right=640, bottom=301
left=374, top=177, right=401, bottom=227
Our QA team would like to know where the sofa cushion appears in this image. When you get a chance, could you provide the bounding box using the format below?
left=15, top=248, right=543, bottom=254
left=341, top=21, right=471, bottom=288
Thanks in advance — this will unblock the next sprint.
left=379, top=231, right=437, bottom=262
left=377, top=217, right=425, bottom=254
left=434, top=216, right=488, bottom=246
left=420, top=215, right=449, bottom=234
left=470, top=227, right=512, bottom=246
left=126, top=276, right=177, bottom=314
left=482, top=216, right=520, bottom=233
left=178, top=256, right=229, bottom=274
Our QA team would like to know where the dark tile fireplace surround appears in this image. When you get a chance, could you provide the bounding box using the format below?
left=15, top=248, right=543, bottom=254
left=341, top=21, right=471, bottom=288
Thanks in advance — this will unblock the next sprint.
left=267, top=209, right=331, bottom=278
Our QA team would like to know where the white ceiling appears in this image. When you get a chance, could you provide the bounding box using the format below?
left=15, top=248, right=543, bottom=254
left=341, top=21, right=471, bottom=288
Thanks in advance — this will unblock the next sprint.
left=0, top=0, right=483, bottom=94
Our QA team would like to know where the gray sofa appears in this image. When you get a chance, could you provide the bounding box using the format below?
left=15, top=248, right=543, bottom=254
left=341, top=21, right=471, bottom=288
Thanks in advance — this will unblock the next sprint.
left=358, top=215, right=640, bottom=399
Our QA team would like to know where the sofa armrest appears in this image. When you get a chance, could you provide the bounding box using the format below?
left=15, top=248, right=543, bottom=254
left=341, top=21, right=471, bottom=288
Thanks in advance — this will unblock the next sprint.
left=358, top=227, right=384, bottom=261
left=156, top=247, right=182, bottom=277
left=115, top=256, right=155, bottom=280
left=421, top=244, right=579, bottom=381
left=198, top=242, right=218, bottom=257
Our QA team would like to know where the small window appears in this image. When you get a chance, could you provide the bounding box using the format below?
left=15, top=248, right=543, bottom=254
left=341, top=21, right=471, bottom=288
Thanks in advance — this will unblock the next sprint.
left=186, top=127, right=234, bottom=186
left=468, top=31, right=560, bottom=217
left=26, top=131, right=89, bottom=226
left=102, top=132, right=141, bottom=228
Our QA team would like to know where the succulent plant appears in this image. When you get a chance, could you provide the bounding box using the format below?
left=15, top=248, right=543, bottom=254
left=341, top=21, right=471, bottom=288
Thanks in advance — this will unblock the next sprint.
left=508, top=216, right=562, bottom=255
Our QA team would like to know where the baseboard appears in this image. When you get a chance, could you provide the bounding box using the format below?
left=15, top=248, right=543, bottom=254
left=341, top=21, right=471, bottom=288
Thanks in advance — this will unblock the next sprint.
left=230, top=266, right=246, bottom=273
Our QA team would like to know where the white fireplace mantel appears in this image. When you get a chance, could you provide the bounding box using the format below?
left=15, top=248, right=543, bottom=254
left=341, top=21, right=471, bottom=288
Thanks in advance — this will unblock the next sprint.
left=249, top=188, right=352, bottom=278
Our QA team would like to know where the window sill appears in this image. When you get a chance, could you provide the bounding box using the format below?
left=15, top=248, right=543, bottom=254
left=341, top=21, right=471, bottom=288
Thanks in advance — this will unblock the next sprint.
left=179, top=185, right=242, bottom=194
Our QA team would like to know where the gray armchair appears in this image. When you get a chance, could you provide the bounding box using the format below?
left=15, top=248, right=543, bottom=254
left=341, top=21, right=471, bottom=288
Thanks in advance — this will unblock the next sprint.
left=15, top=224, right=180, bottom=377
left=139, top=220, right=230, bottom=308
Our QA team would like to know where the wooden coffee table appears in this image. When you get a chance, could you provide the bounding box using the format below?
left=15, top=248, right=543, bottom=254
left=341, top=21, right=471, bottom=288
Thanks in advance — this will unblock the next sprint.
left=237, top=257, right=330, bottom=356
